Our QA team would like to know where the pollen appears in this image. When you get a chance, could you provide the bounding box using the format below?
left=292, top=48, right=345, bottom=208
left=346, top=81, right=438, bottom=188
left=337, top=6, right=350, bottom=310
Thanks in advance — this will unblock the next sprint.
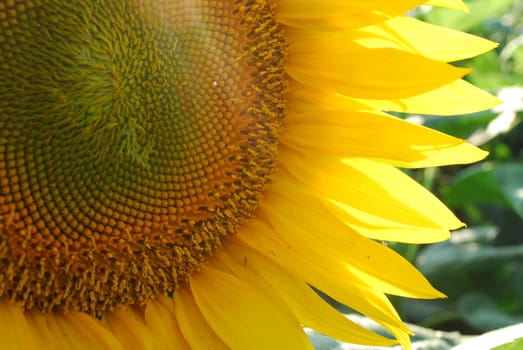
left=0, top=0, right=287, bottom=316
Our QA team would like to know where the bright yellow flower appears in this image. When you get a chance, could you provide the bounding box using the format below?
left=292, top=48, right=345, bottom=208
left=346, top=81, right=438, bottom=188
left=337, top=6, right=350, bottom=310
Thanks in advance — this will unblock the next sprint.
left=0, top=0, right=498, bottom=349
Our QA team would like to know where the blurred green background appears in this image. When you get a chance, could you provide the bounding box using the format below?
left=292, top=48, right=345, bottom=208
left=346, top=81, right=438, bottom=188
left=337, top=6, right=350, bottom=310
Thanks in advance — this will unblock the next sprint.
left=391, top=0, right=523, bottom=336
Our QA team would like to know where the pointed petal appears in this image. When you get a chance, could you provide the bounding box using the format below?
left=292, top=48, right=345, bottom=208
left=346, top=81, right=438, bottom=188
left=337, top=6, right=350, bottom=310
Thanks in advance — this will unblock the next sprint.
left=26, top=310, right=62, bottom=349
left=261, top=172, right=446, bottom=300
left=282, top=109, right=488, bottom=167
left=190, top=266, right=314, bottom=350
left=104, top=308, right=162, bottom=350
left=144, top=296, right=190, bottom=349
left=0, top=301, right=39, bottom=349
left=359, top=16, right=496, bottom=62
left=237, top=219, right=414, bottom=349
left=279, top=147, right=460, bottom=242
left=357, top=79, right=500, bottom=115
left=45, top=312, right=83, bottom=349
left=285, top=34, right=469, bottom=99
left=276, top=0, right=425, bottom=30
left=61, top=312, right=126, bottom=350
left=219, top=238, right=398, bottom=347
left=174, top=287, right=229, bottom=350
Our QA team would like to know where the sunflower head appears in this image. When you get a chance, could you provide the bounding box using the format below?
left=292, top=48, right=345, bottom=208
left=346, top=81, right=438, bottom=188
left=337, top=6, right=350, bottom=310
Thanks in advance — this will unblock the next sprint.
left=0, top=0, right=500, bottom=349
left=0, top=0, right=288, bottom=316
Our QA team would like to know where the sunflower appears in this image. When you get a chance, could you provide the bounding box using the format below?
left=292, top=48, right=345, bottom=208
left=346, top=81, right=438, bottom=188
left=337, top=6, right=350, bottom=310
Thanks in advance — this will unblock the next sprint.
left=0, top=0, right=499, bottom=349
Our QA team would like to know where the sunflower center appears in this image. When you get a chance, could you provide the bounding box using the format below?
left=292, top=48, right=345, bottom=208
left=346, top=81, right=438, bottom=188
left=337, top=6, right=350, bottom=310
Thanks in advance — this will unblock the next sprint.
left=0, top=0, right=287, bottom=315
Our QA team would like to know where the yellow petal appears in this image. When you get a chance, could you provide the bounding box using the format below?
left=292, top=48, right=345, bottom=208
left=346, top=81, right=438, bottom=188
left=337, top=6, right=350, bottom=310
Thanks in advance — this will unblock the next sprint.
left=45, top=312, right=81, bottom=348
left=190, top=265, right=314, bottom=350
left=328, top=199, right=450, bottom=243
left=359, top=16, right=496, bottom=62
left=174, top=287, right=229, bottom=350
left=276, top=0, right=425, bottom=30
left=282, top=109, right=488, bottom=167
left=357, top=79, right=501, bottom=115
left=286, top=33, right=469, bottom=99
left=219, top=238, right=398, bottom=347
left=0, top=301, right=39, bottom=349
left=288, top=78, right=499, bottom=117
left=287, top=80, right=371, bottom=112
left=26, top=310, right=61, bottom=349
left=144, top=296, right=190, bottom=350
left=103, top=308, right=161, bottom=350
left=342, top=158, right=461, bottom=231
left=9, top=304, right=125, bottom=350
left=237, top=219, right=414, bottom=349
left=61, top=312, right=126, bottom=350
left=261, top=174, right=446, bottom=300
left=279, top=147, right=461, bottom=242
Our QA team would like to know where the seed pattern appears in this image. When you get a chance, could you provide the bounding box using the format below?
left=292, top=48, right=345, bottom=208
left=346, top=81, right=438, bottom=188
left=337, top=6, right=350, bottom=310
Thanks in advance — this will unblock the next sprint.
left=0, top=0, right=287, bottom=315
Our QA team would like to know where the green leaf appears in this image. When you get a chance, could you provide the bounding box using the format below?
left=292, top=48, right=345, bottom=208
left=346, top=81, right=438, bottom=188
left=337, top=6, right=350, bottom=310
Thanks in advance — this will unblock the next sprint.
left=458, top=292, right=523, bottom=331
left=446, top=163, right=523, bottom=219
left=425, top=0, right=517, bottom=32
left=416, top=227, right=523, bottom=298
left=492, top=338, right=523, bottom=350
left=419, top=112, right=496, bottom=139
left=466, top=52, right=521, bottom=90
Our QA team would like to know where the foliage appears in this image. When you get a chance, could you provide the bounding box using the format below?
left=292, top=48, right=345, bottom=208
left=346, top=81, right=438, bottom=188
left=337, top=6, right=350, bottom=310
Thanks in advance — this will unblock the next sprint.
left=493, top=338, right=523, bottom=350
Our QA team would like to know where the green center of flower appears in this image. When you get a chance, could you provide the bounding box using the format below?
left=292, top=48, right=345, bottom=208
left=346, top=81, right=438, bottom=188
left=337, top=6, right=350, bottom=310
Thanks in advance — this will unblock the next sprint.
left=0, top=0, right=287, bottom=315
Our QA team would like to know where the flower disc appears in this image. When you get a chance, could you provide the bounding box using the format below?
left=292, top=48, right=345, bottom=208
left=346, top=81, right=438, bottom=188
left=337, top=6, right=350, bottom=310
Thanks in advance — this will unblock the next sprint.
left=0, top=0, right=287, bottom=315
